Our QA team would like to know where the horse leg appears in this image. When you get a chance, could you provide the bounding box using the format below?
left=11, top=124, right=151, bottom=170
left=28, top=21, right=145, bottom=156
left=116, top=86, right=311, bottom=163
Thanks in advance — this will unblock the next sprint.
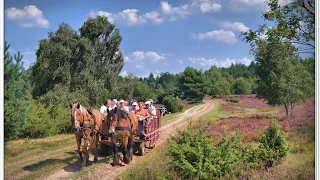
left=122, top=137, right=130, bottom=164
left=82, top=138, right=89, bottom=167
left=76, top=136, right=83, bottom=162
left=112, top=143, right=119, bottom=166
left=94, top=132, right=99, bottom=162
left=127, top=132, right=134, bottom=161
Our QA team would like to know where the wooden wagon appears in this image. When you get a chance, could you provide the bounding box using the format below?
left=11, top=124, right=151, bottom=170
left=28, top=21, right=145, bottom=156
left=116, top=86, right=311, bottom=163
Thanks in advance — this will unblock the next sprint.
left=98, top=110, right=161, bottom=156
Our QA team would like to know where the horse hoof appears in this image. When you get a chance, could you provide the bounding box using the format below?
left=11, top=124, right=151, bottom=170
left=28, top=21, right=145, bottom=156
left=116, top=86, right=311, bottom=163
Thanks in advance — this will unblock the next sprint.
left=124, top=157, right=130, bottom=164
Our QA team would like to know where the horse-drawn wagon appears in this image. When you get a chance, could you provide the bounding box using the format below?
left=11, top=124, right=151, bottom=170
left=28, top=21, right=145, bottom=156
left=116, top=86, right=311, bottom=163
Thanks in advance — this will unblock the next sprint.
left=99, top=109, right=161, bottom=157
left=70, top=102, right=162, bottom=166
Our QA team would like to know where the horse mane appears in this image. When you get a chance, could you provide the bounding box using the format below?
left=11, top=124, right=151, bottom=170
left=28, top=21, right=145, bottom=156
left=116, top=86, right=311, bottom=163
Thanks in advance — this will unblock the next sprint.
left=118, top=109, right=129, bottom=120
left=72, top=103, right=88, bottom=115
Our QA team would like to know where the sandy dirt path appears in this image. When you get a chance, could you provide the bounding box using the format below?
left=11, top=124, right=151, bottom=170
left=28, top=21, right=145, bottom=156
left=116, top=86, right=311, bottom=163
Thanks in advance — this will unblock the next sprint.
left=44, top=99, right=216, bottom=180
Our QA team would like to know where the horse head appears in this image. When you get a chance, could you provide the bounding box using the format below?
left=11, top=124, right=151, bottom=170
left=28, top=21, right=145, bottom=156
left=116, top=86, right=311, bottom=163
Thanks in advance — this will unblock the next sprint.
left=70, top=103, right=90, bottom=133
left=106, top=107, right=119, bottom=135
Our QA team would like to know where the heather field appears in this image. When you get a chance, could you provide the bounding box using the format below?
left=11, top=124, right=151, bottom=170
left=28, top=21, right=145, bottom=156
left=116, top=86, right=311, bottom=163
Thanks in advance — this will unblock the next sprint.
left=119, top=95, right=315, bottom=180
left=206, top=95, right=315, bottom=179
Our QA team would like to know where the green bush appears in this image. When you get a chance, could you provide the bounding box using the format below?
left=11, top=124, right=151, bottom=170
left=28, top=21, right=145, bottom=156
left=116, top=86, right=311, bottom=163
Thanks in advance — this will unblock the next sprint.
left=21, top=100, right=72, bottom=138
left=168, top=120, right=290, bottom=179
left=226, top=97, right=239, bottom=103
left=22, top=101, right=56, bottom=138
left=163, top=96, right=183, bottom=113
left=168, top=130, right=246, bottom=179
left=257, top=120, right=289, bottom=168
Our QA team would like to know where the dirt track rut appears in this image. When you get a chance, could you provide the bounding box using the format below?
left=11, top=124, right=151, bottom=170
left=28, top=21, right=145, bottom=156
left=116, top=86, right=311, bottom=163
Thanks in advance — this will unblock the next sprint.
left=45, top=99, right=215, bottom=180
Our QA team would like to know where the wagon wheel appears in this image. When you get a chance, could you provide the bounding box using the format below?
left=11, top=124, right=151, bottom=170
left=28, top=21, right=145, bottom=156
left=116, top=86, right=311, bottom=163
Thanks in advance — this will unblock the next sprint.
left=138, top=142, right=145, bottom=156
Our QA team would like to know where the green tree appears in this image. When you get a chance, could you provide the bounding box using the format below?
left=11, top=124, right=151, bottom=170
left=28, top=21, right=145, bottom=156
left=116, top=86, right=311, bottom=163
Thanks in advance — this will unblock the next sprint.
left=30, top=16, right=124, bottom=106
left=213, top=78, right=231, bottom=96
left=233, top=77, right=252, bottom=95
left=243, top=0, right=314, bottom=55
left=179, top=67, right=210, bottom=103
left=254, top=42, right=313, bottom=116
left=162, top=96, right=183, bottom=113
left=133, top=81, right=155, bottom=102
left=4, top=42, right=29, bottom=141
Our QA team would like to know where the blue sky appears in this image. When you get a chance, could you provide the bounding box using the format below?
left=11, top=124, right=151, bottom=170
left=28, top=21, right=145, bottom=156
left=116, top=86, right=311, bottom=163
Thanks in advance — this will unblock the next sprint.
left=4, top=0, right=292, bottom=77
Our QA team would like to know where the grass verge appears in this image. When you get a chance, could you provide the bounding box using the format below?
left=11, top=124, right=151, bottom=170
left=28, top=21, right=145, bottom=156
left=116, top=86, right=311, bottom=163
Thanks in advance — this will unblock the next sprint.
left=5, top=134, right=75, bottom=164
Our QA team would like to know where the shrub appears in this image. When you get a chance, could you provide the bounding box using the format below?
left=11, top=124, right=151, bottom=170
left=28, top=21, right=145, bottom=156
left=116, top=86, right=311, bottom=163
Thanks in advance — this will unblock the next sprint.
left=258, top=120, right=289, bottom=168
left=22, top=101, right=57, bottom=138
left=163, top=96, right=183, bottom=113
left=226, top=97, right=239, bottom=103
left=168, top=130, right=246, bottom=179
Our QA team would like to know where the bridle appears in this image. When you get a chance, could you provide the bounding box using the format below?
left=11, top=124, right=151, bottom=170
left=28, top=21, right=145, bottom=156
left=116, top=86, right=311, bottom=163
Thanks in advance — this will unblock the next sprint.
left=107, top=108, right=132, bottom=133
left=72, top=108, right=95, bottom=139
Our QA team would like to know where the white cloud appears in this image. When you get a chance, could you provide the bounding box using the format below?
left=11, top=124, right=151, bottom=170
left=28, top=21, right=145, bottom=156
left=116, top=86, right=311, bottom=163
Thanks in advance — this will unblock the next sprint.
left=136, top=64, right=144, bottom=69
left=228, top=0, right=292, bottom=11
left=120, top=70, right=129, bottom=77
left=143, top=11, right=164, bottom=24
left=89, top=0, right=223, bottom=26
left=126, top=51, right=166, bottom=63
left=223, top=21, right=250, bottom=32
left=90, top=9, right=158, bottom=26
left=124, top=56, right=130, bottom=63
left=178, top=60, right=183, bottom=64
left=160, top=1, right=190, bottom=20
left=189, top=57, right=253, bottom=67
left=5, top=5, right=49, bottom=28
left=192, top=0, right=222, bottom=13
left=191, top=29, right=237, bottom=44
left=89, top=1, right=190, bottom=26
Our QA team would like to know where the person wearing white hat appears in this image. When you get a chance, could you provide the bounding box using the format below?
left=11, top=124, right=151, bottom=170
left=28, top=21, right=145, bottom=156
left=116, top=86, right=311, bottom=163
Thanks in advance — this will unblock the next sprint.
left=119, top=99, right=129, bottom=112
left=148, top=99, right=156, bottom=116
left=130, top=101, right=138, bottom=112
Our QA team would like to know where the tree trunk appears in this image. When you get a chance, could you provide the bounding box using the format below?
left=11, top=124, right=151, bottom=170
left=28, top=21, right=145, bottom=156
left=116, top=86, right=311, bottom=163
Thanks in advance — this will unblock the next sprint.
left=284, top=104, right=289, bottom=116
left=290, top=102, right=294, bottom=117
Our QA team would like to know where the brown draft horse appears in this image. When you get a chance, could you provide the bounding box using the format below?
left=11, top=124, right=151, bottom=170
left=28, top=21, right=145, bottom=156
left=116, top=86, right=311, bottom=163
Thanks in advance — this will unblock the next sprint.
left=106, top=107, right=138, bottom=165
left=69, top=103, right=103, bottom=167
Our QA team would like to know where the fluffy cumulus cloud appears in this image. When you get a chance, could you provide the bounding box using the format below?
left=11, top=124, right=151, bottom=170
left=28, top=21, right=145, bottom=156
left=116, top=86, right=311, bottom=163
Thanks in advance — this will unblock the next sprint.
left=189, top=57, right=253, bottom=67
left=160, top=1, right=190, bottom=21
left=191, top=29, right=237, bottom=44
left=125, top=51, right=166, bottom=63
left=223, top=21, right=250, bottom=32
left=89, top=9, right=163, bottom=26
left=5, top=5, right=49, bottom=28
left=89, top=0, right=222, bottom=26
left=89, top=1, right=189, bottom=26
left=191, top=0, right=222, bottom=13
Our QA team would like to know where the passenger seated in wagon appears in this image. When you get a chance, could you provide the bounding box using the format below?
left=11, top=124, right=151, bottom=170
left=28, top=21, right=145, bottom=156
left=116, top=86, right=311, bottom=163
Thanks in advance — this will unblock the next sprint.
left=135, top=101, right=150, bottom=121
left=100, top=99, right=113, bottom=119
left=119, top=99, right=129, bottom=112
left=145, top=101, right=156, bottom=117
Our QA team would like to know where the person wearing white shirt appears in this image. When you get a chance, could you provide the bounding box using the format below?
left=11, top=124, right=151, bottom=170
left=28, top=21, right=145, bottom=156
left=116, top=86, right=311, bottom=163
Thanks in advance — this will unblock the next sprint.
left=119, top=99, right=129, bottom=112
left=145, top=101, right=156, bottom=116
left=112, top=99, right=118, bottom=109
left=100, top=99, right=112, bottom=114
